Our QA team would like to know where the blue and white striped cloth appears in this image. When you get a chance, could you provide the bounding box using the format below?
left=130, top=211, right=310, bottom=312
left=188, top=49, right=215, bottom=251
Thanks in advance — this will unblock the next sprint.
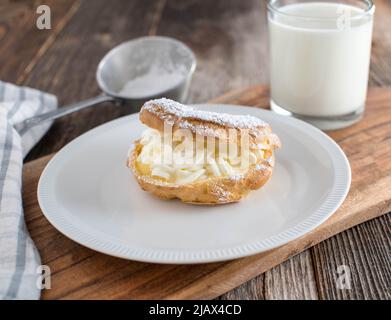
left=0, top=81, right=57, bottom=300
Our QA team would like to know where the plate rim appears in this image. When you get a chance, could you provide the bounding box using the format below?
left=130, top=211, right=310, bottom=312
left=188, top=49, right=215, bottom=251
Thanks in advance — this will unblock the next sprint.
left=37, top=104, right=351, bottom=264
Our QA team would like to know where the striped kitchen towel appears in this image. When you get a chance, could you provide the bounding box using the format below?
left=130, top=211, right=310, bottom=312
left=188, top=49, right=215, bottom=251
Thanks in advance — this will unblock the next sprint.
left=0, top=81, right=57, bottom=300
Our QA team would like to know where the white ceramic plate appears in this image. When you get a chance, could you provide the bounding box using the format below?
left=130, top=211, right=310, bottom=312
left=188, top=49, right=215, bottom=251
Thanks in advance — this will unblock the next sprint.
left=38, top=104, right=351, bottom=264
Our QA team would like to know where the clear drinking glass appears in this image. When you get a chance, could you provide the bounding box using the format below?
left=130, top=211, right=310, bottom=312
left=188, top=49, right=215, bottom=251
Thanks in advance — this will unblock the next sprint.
left=268, top=0, right=375, bottom=130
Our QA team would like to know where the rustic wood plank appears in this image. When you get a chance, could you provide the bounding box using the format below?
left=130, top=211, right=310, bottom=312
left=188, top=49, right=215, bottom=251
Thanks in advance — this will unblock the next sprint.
left=0, top=0, right=80, bottom=84
left=220, top=251, right=318, bottom=300
left=22, top=86, right=391, bottom=299
left=311, top=214, right=391, bottom=300
left=369, top=0, right=391, bottom=86
left=156, top=0, right=269, bottom=103
left=22, top=0, right=164, bottom=161
left=222, top=215, right=391, bottom=300
left=263, top=251, right=319, bottom=300
left=219, top=275, right=265, bottom=300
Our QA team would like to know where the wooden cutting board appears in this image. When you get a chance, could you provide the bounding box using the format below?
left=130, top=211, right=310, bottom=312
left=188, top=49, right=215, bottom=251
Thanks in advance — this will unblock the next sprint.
left=23, top=85, right=391, bottom=300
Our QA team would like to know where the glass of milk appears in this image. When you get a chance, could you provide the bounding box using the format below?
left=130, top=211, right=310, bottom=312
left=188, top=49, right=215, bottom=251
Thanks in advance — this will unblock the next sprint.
left=268, top=0, right=375, bottom=130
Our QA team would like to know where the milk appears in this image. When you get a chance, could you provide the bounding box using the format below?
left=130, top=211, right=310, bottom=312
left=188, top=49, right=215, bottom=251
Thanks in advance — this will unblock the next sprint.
left=269, top=2, right=374, bottom=117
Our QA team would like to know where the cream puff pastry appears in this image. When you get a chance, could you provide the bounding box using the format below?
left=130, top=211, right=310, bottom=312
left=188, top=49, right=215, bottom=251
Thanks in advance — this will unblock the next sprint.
left=128, top=98, right=281, bottom=205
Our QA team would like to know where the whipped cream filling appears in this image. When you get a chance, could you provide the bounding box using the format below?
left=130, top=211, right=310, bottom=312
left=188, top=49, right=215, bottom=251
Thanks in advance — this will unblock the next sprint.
left=136, top=128, right=270, bottom=185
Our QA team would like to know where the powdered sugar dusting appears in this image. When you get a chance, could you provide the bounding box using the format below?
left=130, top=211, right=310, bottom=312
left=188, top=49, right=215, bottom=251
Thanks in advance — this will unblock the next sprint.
left=143, top=98, right=268, bottom=130
left=208, top=184, right=232, bottom=201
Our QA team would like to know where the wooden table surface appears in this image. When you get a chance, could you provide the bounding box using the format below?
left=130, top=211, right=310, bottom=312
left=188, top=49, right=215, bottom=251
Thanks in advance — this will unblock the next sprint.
left=1, top=0, right=390, bottom=299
